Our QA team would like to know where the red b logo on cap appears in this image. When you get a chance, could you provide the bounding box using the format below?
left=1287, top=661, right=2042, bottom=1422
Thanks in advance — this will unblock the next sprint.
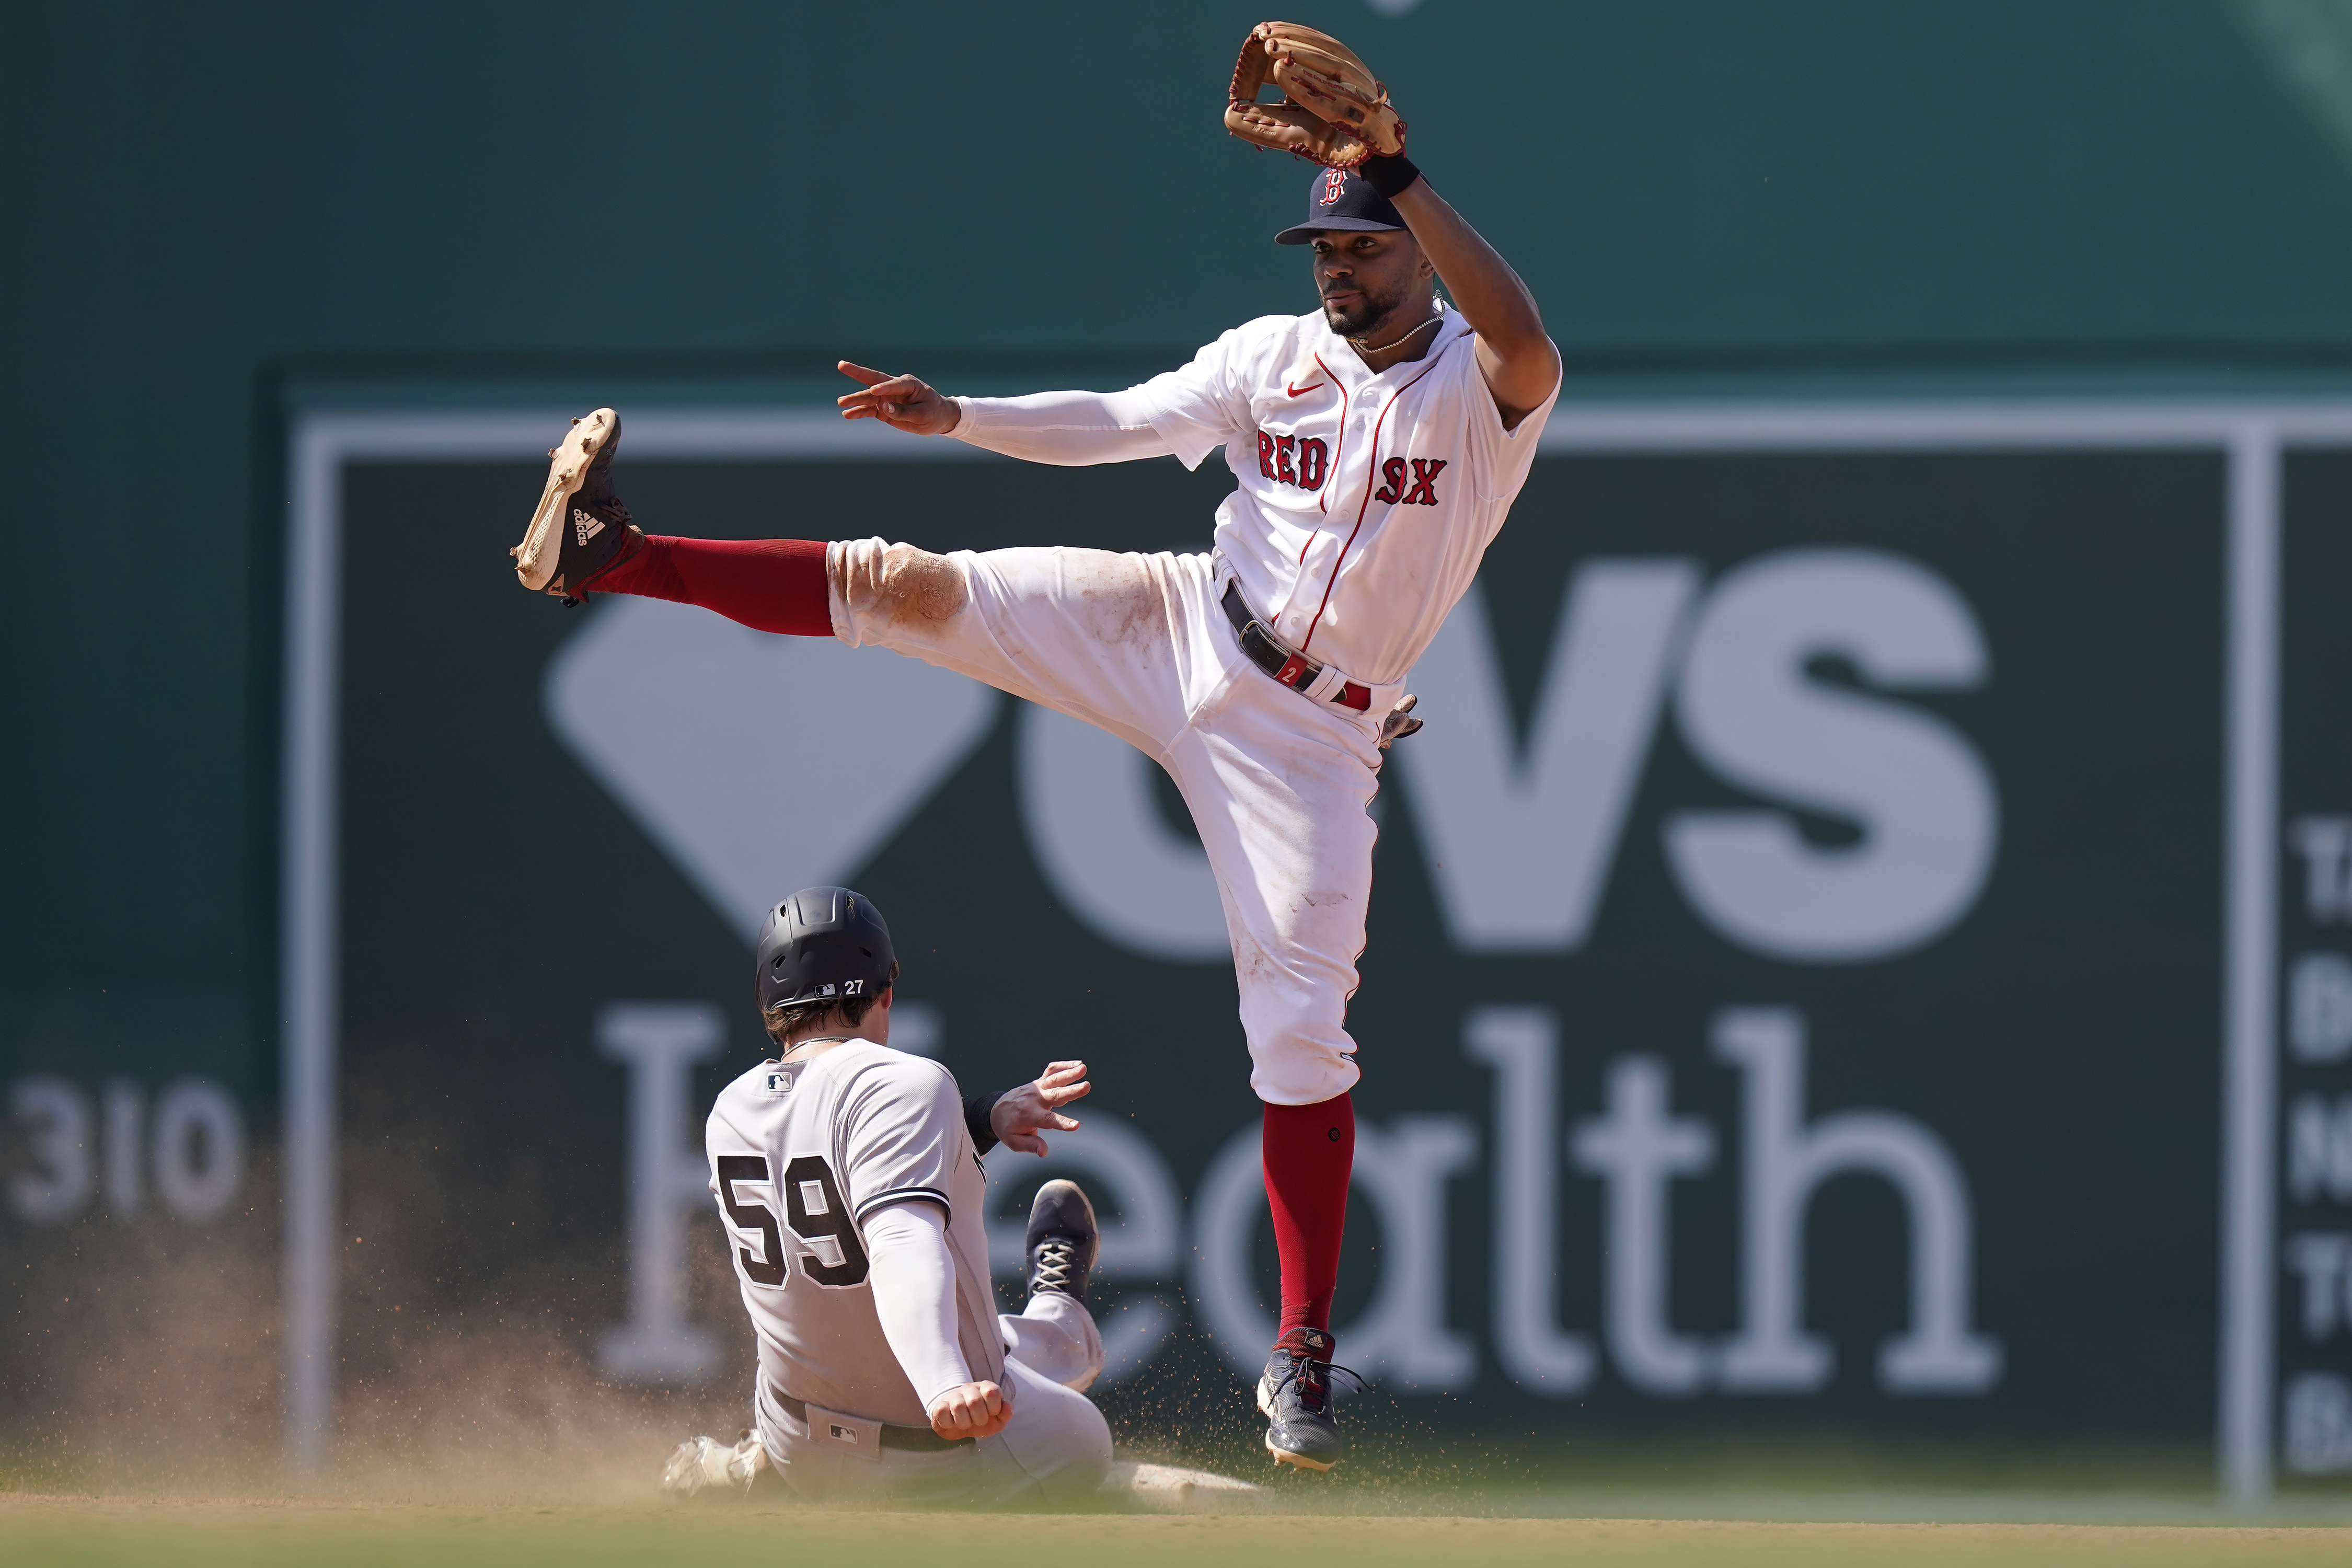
left=1318, top=168, right=1346, bottom=206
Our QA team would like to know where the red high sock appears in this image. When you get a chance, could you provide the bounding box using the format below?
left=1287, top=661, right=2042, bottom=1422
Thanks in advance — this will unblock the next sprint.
left=589, top=536, right=832, bottom=636
left=1262, top=1093, right=1354, bottom=1340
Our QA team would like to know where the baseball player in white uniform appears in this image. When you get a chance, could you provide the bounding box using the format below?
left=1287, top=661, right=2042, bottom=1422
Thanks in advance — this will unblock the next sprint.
left=517, top=146, right=1558, bottom=1470
left=664, top=886, right=1112, bottom=1504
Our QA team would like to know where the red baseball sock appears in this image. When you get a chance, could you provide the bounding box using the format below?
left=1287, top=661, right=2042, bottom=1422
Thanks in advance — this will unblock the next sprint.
left=588, top=535, right=832, bottom=636
left=1262, top=1092, right=1354, bottom=1341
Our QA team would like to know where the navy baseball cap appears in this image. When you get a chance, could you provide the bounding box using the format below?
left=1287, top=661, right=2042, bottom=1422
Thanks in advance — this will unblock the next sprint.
left=1275, top=165, right=1409, bottom=245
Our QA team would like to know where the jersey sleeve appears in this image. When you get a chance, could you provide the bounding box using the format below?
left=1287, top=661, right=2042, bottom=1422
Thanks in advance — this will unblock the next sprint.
left=1457, top=331, right=1561, bottom=502
left=1126, top=326, right=1260, bottom=471
left=835, top=1054, right=967, bottom=1226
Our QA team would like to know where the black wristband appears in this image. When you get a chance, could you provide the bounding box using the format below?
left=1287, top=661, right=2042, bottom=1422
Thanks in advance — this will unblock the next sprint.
left=1359, top=152, right=1421, bottom=200
left=963, top=1088, right=1009, bottom=1156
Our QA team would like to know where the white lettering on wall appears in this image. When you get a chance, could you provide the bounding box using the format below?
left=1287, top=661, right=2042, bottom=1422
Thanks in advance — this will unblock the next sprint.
left=2290, top=816, right=2352, bottom=924
left=1571, top=1055, right=1716, bottom=1394
left=151, top=1080, right=245, bottom=1221
left=1396, top=563, right=1699, bottom=951
left=2286, top=1233, right=2352, bottom=1341
left=1463, top=1007, right=1598, bottom=1391
left=6, top=1075, right=243, bottom=1226
left=584, top=996, right=2002, bottom=1404
left=103, top=1079, right=142, bottom=1218
left=2290, top=1094, right=2352, bottom=1203
left=1666, top=549, right=1998, bottom=963
left=8, top=1077, right=93, bottom=1224
left=1712, top=1007, right=2001, bottom=1393
left=2286, top=1372, right=2352, bottom=1473
left=2290, top=954, right=2352, bottom=1064
left=598, top=1001, right=723, bottom=1381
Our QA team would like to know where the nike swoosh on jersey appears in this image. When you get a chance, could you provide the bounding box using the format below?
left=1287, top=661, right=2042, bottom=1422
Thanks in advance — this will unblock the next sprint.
left=1285, top=380, right=1326, bottom=398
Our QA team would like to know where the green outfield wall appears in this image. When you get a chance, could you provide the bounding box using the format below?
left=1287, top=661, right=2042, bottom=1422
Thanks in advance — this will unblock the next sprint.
left=13, top=1, right=2352, bottom=1495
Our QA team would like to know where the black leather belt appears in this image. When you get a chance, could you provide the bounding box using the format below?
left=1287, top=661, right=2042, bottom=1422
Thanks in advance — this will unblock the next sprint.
left=771, top=1386, right=972, bottom=1452
left=1220, top=580, right=1371, bottom=711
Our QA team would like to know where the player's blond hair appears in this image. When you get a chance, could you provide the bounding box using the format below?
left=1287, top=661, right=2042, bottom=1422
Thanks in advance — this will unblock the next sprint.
left=761, top=987, right=889, bottom=1048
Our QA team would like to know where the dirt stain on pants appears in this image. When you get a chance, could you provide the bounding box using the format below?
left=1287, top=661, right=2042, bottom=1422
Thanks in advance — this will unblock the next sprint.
left=832, top=541, right=969, bottom=628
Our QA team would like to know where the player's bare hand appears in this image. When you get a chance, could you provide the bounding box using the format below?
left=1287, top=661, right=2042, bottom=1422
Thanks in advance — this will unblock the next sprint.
left=1377, top=691, right=1423, bottom=751
left=928, top=1380, right=1011, bottom=1440
left=991, top=1059, right=1090, bottom=1156
left=837, top=361, right=961, bottom=436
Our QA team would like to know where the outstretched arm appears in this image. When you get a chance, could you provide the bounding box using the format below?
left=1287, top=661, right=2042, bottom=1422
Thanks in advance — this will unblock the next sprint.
left=1389, top=178, right=1560, bottom=429
left=837, top=361, right=962, bottom=435
left=838, top=362, right=1179, bottom=467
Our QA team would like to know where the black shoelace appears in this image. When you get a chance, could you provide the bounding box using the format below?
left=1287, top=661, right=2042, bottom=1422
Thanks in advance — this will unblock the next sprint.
left=1267, top=1353, right=1367, bottom=1417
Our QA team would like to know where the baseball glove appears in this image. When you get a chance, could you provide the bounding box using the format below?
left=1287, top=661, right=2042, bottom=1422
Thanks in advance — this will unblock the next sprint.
left=1225, top=21, right=1405, bottom=169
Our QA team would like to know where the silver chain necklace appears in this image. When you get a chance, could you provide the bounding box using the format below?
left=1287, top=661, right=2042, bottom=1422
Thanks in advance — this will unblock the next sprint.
left=1348, top=313, right=1443, bottom=355
left=777, top=1033, right=851, bottom=1063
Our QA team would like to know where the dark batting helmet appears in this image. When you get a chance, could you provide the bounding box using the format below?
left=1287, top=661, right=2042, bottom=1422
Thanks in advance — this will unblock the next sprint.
left=756, top=886, right=898, bottom=1014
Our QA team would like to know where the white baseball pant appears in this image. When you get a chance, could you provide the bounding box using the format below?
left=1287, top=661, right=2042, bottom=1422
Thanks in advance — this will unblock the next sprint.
left=829, top=540, right=1394, bottom=1105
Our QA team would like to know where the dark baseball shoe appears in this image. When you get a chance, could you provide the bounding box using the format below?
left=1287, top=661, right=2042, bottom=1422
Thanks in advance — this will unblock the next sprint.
left=1024, top=1179, right=1099, bottom=1308
left=1258, top=1325, right=1357, bottom=1472
left=511, top=407, right=641, bottom=605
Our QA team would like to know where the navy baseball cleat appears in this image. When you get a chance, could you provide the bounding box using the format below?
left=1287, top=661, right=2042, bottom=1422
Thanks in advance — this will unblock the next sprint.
left=1258, top=1325, right=1357, bottom=1471
left=1024, top=1179, right=1099, bottom=1308
left=511, top=407, right=641, bottom=605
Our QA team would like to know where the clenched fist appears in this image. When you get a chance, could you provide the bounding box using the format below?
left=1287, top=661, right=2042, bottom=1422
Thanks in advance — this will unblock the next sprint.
left=928, top=1379, right=1011, bottom=1440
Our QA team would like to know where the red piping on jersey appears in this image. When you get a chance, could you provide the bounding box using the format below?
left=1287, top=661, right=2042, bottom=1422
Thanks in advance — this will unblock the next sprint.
left=1312, top=354, right=1346, bottom=518
left=1298, top=351, right=1448, bottom=653
left=1276, top=353, right=1350, bottom=625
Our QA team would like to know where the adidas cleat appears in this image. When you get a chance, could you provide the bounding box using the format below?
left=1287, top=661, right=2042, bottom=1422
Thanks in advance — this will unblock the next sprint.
left=1257, top=1325, right=1355, bottom=1472
left=511, top=407, right=641, bottom=604
left=1024, top=1178, right=1099, bottom=1308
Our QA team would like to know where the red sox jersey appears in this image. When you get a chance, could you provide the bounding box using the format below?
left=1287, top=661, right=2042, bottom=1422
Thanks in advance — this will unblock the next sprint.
left=704, top=1042, right=1005, bottom=1429
left=1130, top=301, right=1559, bottom=689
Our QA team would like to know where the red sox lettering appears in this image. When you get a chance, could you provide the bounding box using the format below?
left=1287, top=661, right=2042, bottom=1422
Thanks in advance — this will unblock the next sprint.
left=1372, top=456, right=1447, bottom=506
left=1258, top=432, right=1445, bottom=503
left=1256, top=431, right=1333, bottom=491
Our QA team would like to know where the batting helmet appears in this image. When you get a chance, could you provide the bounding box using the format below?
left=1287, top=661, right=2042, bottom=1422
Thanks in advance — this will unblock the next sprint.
left=756, top=886, right=898, bottom=1014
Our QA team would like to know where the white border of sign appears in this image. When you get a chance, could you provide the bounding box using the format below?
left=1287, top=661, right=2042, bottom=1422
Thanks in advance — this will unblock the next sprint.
left=283, top=399, right=2352, bottom=1495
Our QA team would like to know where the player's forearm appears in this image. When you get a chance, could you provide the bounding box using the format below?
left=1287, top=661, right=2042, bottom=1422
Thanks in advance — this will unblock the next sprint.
left=1390, top=179, right=1548, bottom=359
left=949, top=388, right=1176, bottom=467
left=863, top=1202, right=974, bottom=1407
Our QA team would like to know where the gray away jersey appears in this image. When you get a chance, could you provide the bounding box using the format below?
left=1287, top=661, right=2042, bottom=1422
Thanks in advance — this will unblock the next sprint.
left=705, top=1042, right=1004, bottom=1428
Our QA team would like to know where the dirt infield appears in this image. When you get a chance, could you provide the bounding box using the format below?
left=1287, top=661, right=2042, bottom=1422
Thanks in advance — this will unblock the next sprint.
left=6, top=1496, right=2352, bottom=1568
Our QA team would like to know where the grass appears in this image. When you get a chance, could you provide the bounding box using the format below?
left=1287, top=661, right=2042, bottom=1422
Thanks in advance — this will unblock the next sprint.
left=6, top=1496, right=2352, bottom=1568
